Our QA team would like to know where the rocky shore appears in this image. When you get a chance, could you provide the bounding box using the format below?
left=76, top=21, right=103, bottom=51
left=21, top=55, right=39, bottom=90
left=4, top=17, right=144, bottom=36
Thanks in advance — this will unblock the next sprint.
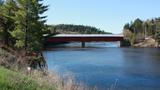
left=134, top=37, right=159, bottom=47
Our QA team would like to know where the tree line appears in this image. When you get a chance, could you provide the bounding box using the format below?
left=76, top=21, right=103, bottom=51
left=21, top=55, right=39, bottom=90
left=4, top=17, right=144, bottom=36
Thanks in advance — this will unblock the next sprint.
left=48, top=24, right=111, bottom=34
left=0, top=0, right=48, bottom=52
left=123, top=18, right=160, bottom=46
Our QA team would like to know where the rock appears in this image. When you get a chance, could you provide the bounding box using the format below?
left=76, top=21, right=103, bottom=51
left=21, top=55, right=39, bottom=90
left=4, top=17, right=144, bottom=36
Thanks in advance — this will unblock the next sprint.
left=134, top=37, right=157, bottom=47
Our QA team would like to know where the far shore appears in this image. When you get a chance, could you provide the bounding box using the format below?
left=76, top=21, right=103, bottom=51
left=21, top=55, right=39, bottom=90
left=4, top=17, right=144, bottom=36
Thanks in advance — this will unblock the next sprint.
left=134, top=37, right=160, bottom=48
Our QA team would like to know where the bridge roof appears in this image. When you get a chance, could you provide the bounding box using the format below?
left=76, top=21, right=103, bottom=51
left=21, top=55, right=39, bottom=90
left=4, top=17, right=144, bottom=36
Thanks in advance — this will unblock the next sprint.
left=52, top=34, right=124, bottom=37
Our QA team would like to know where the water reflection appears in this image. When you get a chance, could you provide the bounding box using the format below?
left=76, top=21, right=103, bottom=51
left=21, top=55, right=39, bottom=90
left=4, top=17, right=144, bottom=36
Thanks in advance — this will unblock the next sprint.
left=49, top=42, right=120, bottom=48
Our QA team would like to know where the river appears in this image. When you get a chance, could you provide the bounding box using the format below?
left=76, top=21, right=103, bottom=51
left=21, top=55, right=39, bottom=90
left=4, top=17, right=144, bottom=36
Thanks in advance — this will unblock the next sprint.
left=43, top=42, right=160, bottom=90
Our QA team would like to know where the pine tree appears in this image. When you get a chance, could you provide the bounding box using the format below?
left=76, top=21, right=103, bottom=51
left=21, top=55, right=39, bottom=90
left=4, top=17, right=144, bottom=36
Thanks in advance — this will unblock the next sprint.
left=0, top=0, right=3, bottom=43
left=11, top=0, right=48, bottom=51
left=0, top=0, right=17, bottom=46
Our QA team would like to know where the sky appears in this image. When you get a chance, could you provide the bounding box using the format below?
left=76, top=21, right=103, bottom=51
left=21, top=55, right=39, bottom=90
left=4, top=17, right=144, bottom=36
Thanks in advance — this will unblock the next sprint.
left=43, top=0, right=160, bottom=34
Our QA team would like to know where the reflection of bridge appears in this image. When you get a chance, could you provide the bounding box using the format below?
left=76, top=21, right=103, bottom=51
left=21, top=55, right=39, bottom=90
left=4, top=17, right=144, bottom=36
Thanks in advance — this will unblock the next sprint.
left=46, top=34, right=124, bottom=47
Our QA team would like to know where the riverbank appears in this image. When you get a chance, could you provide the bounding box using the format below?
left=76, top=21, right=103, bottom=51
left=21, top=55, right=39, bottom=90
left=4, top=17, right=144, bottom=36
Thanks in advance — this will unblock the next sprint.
left=0, top=66, right=91, bottom=90
left=0, top=67, right=57, bottom=90
left=0, top=47, right=91, bottom=90
left=0, top=47, right=55, bottom=90
left=134, top=37, right=159, bottom=47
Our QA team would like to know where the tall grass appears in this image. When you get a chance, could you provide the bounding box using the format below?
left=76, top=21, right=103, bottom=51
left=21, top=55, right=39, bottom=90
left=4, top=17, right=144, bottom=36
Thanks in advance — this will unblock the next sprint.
left=0, top=66, right=94, bottom=90
left=0, top=67, right=57, bottom=90
left=28, top=70, right=92, bottom=90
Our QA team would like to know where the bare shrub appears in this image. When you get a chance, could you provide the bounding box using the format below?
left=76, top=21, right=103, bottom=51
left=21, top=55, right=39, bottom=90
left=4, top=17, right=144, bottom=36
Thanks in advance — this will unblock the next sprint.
left=0, top=48, right=16, bottom=69
left=0, top=48, right=28, bottom=70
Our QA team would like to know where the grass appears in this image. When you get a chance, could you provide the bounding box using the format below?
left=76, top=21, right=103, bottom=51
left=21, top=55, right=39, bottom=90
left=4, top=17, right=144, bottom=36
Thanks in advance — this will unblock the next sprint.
left=0, top=66, right=92, bottom=90
left=0, top=67, right=56, bottom=90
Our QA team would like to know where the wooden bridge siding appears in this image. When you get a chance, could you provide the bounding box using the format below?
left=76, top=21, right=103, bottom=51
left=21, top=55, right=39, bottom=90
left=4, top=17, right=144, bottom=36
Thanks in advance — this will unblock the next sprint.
left=47, top=37, right=124, bottom=43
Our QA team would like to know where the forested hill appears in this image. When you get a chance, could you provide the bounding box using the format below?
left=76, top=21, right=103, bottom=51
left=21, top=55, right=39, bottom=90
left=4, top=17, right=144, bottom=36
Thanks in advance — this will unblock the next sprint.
left=48, top=24, right=112, bottom=34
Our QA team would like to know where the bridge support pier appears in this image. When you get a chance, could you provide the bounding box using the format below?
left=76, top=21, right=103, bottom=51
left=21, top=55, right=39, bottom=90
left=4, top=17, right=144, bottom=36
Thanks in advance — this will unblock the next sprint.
left=120, top=41, right=123, bottom=47
left=119, top=40, right=131, bottom=47
left=116, top=41, right=123, bottom=47
left=82, top=42, right=85, bottom=48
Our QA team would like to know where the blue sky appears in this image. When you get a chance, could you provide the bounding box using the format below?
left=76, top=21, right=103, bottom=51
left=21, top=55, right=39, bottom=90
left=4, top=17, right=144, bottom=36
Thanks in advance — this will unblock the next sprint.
left=43, top=0, right=160, bottom=34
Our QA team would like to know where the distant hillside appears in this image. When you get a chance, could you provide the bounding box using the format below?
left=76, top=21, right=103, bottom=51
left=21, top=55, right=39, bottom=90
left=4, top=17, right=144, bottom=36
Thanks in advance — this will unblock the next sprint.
left=48, top=24, right=111, bottom=34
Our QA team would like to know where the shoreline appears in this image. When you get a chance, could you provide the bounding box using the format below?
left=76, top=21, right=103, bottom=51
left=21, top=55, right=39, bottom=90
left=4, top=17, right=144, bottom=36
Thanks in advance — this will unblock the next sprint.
left=133, top=37, right=159, bottom=48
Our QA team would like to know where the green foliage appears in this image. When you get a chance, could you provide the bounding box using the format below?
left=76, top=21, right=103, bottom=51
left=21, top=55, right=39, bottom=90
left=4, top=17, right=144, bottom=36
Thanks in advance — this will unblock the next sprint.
left=0, top=0, right=48, bottom=51
left=0, top=0, right=48, bottom=70
left=132, top=19, right=143, bottom=28
left=5, top=0, right=48, bottom=51
left=0, top=67, right=56, bottom=90
left=123, top=18, right=143, bottom=45
left=129, top=18, right=143, bottom=33
left=0, top=0, right=17, bottom=46
left=123, top=23, right=130, bottom=30
left=49, top=24, right=111, bottom=34
left=130, top=33, right=136, bottom=46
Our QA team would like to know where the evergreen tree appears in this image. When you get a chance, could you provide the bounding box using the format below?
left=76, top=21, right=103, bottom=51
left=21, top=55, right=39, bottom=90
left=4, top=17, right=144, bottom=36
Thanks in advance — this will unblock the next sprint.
left=11, top=0, right=48, bottom=51
left=0, top=0, right=3, bottom=43
left=123, top=23, right=130, bottom=30
left=48, top=24, right=109, bottom=34
left=0, top=0, right=17, bottom=46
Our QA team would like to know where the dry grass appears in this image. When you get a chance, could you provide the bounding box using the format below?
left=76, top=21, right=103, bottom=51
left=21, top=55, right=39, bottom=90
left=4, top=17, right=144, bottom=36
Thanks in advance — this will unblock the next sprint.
left=28, top=70, right=93, bottom=90
left=134, top=37, right=158, bottom=47
left=0, top=48, right=30, bottom=72
left=0, top=47, right=17, bottom=69
left=29, top=70, right=118, bottom=90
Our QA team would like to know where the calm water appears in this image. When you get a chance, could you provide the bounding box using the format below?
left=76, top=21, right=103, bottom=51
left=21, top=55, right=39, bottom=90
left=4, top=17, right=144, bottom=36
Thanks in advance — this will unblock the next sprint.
left=43, top=42, right=160, bottom=90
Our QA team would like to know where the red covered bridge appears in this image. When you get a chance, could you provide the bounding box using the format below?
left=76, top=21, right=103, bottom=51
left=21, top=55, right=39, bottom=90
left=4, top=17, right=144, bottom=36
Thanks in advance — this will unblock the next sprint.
left=46, top=34, right=124, bottom=47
